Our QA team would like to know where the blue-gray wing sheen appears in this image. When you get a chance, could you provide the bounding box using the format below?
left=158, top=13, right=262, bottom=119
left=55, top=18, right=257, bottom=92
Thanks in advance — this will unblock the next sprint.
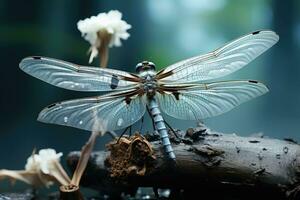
left=38, top=89, right=147, bottom=131
left=19, top=57, right=140, bottom=92
left=157, top=30, right=279, bottom=83
left=157, top=80, right=268, bottom=120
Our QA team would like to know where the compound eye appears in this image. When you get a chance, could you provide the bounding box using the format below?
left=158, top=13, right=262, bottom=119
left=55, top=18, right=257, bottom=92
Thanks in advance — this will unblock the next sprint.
left=148, top=62, right=156, bottom=70
left=135, top=63, right=143, bottom=72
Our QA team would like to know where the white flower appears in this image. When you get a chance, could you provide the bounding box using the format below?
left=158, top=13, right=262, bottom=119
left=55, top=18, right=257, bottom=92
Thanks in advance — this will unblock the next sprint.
left=0, top=148, right=69, bottom=187
left=77, top=10, right=131, bottom=63
left=24, top=148, right=68, bottom=186
left=25, top=148, right=63, bottom=174
left=24, top=154, right=41, bottom=172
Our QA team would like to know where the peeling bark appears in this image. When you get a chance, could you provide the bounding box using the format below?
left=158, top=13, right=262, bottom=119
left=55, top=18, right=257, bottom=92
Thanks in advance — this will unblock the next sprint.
left=67, top=126, right=300, bottom=199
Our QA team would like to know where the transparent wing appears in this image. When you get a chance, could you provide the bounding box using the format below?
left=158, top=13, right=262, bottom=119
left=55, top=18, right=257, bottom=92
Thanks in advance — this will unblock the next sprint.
left=19, top=56, right=140, bottom=92
left=156, top=80, right=268, bottom=120
left=38, top=89, right=147, bottom=131
left=157, top=30, right=279, bottom=83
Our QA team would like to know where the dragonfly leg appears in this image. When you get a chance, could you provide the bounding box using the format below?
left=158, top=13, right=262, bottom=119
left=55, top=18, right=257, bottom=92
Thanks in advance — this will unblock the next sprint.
left=117, top=126, right=130, bottom=143
left=129, top=125, right=132, bottom=136
left=164, top=120, right=180, bottom=139
left=139, top=116, right=144, bottom=133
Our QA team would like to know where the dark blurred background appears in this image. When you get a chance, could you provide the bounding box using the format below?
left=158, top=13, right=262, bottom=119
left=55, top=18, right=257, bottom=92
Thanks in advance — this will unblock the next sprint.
left=0, top=0, right=300, bottom=190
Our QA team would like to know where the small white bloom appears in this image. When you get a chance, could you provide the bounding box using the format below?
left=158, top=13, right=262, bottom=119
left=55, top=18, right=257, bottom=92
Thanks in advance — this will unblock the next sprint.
left=25, top=148, right=63, bottom=174
left=0, top=148, right=67, bottom=187
left=25, top=154, right=41, bottom=172
left=77, top=10, right=131, bottom=63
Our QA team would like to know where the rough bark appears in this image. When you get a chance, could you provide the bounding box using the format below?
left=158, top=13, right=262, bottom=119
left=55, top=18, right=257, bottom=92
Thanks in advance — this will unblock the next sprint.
left=67, top=126, right=300, bottom=199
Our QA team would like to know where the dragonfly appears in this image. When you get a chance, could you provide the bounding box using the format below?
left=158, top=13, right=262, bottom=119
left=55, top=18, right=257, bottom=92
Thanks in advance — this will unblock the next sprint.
left=19, top=30, right=279, bottom=160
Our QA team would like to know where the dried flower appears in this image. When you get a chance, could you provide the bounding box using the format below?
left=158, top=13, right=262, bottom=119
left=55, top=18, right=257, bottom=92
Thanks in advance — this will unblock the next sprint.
left=25, top=149, right=63, bottom=174
left=77, top=10, right=131, bottom=63
left=0, top=148, right=70, bottom=187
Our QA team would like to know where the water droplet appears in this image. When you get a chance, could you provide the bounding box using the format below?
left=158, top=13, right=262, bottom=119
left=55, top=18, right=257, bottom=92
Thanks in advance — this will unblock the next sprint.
left=283, top=146, right=288, bottom=154
left=117, top=118, right=124, bottom=126
left=75, top=83, right=79, bottom=86
left=79, top=120, right=83, bottom=125
left=64, top=117, right=68, bottom=123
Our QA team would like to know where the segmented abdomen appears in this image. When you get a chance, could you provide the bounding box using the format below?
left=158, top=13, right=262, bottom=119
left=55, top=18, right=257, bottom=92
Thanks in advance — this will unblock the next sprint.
left=148, top=97, right=176, bottom=160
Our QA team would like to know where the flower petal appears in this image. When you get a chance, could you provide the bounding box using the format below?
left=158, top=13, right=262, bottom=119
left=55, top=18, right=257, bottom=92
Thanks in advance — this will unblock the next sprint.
left=0, top=169, right=53, bottom=187
left=77, top=9, right=131, bottom=62
left=89, top=46, right=99, bottom=63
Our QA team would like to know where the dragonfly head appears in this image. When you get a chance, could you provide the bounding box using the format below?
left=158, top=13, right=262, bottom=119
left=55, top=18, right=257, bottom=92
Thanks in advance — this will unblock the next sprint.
left=136, top=61, right=156, bottom=73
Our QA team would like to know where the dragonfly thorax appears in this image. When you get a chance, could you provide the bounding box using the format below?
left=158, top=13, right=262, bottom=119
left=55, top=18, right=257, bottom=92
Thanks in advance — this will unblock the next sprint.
left=137, top=64, right=158, bottom=97
left=143, top=80, right=157, bottom=97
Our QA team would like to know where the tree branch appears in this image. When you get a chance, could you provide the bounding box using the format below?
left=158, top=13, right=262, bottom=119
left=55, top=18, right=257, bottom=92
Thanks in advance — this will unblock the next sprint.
left=67, top=126, right=300, bottom=199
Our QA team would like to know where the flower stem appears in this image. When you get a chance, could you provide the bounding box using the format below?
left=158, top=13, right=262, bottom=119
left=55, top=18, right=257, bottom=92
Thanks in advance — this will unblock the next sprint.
left=70, top=31, right=117, bottom=187
left=97, top=31, right=111, bottom=68
left=51, top=160, right=71, bottom=186
left=97, top=31, right=117, bottom=140
left=70, top=131, right=98, bottom=186
left=99, top=45, right=109, bottom=68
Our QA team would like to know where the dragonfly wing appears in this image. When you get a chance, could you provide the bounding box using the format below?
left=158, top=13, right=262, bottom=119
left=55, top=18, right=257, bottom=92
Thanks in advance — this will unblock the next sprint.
left=20, top=56, right=140, bottom=92
left=157, top=30, right=279, bottom=82
left=156, top=80, right=268, bottom=120
left=38, top=89, right=147, bottom=131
